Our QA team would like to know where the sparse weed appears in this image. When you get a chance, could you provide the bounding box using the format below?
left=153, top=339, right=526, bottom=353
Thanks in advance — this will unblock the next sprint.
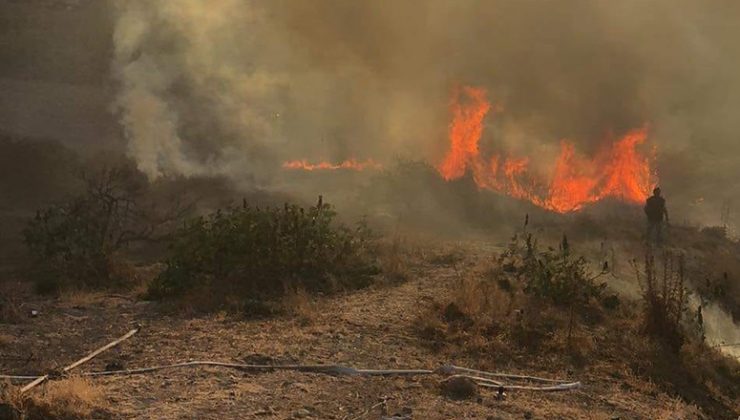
left=633, top=248, right=689, bottom=352
left=377, top=235, right=413, bottom=284
left=283, top=287, right=317, bottom=325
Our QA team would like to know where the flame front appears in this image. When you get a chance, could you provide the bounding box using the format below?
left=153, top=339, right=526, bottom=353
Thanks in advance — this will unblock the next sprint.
left=282, top=158, right=382, bottom=171
left=437, top=86, right=656, bottom=213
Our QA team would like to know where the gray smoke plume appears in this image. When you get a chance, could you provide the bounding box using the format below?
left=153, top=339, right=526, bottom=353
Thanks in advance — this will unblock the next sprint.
left=111, top=0, right=740, bottom=226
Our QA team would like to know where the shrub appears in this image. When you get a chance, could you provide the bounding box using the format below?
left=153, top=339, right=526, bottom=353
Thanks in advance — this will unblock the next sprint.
left=22, top=164, right=182, bottom=293
left=148, top=197, right=378, bottom=305
left=700, top=226, right=727, bottom=240
left=19, top=377, right=105, bottom=420
left=499, top=232, right=606, bottom=307
left=496, top=230, right=609, bottom=344
left=0, top=296, right=22, bottom=324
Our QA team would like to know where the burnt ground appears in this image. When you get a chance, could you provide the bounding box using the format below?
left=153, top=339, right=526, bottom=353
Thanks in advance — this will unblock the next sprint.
left=0, top=240, right=730, bottom=419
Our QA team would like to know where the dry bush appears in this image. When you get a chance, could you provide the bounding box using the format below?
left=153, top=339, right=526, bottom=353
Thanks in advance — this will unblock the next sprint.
left=282, top=287, right=317, bottom=325
left=22, top=377, right=105, bottom=420
left=0, top=378, right=106, bottom=420
left=0, top=296, right=23, bottom=324
left=678, top=341, right=740, bottom=413
left=451, top=273, right=511, bottom=325
left=700, top=225, right=728, bottom=240
left=376, top=235, right=415, bottom=284
left=0, top=381, right=22, bottom=420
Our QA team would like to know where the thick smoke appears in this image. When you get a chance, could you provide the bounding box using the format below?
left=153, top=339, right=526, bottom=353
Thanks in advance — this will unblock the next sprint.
left=112, top=0, right=740, bottom=225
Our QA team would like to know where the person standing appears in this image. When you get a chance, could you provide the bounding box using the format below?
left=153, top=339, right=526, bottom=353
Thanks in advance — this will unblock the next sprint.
left=644, top=187, right=669, bottom=245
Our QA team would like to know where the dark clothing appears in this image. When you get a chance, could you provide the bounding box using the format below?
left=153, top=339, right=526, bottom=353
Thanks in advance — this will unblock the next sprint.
left=647, top=220, right=663, bottom=245
left=645, top=194, right=667, bottom=245
left=644, top=196, right=666, bottom=223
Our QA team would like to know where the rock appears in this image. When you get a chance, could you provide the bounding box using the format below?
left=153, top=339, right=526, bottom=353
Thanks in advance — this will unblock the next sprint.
left=292, top=408, right=311, bottom=418
left=440, top=376, right=479, bottom=400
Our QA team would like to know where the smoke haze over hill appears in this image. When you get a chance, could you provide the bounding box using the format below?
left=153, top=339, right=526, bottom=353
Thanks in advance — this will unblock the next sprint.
left=2, top=0, right=740, bottom=226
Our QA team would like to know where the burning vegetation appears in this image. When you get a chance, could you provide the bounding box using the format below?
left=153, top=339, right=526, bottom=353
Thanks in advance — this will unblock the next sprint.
left=437, top=86, right=656, bottom=213
left=283, top=85, right=656, bottom=215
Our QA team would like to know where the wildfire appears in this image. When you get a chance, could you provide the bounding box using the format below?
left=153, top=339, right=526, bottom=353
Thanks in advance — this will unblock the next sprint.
left=282, top=159, right=382, bottom=171
left=437, top=86, right=656, bottom=213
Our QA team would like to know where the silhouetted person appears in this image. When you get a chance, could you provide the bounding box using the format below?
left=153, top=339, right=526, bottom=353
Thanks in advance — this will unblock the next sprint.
left=644, top=187, right=669, bottom=245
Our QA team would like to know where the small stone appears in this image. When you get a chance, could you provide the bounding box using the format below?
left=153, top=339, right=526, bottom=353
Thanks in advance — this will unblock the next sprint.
left=292, top=408, right=311, bottom=418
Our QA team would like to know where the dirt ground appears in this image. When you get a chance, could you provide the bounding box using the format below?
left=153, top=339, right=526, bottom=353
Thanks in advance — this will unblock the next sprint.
left=0, top=241, right=725, bottom=419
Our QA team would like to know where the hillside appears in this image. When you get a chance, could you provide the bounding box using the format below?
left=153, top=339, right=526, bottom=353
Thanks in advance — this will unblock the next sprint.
left=2, top=232, right=738, bottom=419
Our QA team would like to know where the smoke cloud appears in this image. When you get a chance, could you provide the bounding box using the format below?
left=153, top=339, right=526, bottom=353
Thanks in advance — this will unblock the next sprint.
left=112, top=0, right=740, bottom=224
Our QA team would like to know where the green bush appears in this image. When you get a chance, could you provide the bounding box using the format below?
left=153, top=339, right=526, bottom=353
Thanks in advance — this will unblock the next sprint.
left=500, top=232, right=606, bottom=306
left=148, top=197, right=379, bottom=303
left=24, top=197, right=119, bottom=293
left=497, top=229, right=609, bottom=343
left=21, top=164, right=168, bottom=293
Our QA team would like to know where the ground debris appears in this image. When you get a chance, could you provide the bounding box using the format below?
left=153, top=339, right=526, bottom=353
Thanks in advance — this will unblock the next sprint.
left=440, top=376, right=478, bottom=400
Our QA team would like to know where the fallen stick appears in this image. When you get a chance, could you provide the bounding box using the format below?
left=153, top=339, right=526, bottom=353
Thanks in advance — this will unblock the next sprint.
left=20, top=327, right=139, bottom=394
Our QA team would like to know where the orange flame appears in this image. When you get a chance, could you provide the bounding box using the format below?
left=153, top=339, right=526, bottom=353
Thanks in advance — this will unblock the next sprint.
left=437, top=86, right=656, bottom=213
left=282, top=158, right=382, bottom=171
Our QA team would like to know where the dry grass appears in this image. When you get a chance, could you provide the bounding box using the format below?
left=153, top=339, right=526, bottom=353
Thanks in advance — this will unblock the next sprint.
left=376, top=235, right=419, bottom=284
left=428, top=247, right=465, bottom=266
left=58, top=290, right=106, bottom=308
left=0, top=296, right=23, bottom=324
left=0, top=333, right=15, bottom=346
left=0, top=377, right=106, bottom=420
left=652, top=399, right=703, bottom=420
left=415, top=243, right=740, bottom=418
left=282, top=287, right=317, bottom=325
left=23, top=377, right=105, bottom=419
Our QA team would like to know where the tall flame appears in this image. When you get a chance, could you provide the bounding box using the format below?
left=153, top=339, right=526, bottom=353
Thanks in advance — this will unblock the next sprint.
left=437, top=86, right=656, bottom=213
left=282, top=158, right=382, bottom=171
